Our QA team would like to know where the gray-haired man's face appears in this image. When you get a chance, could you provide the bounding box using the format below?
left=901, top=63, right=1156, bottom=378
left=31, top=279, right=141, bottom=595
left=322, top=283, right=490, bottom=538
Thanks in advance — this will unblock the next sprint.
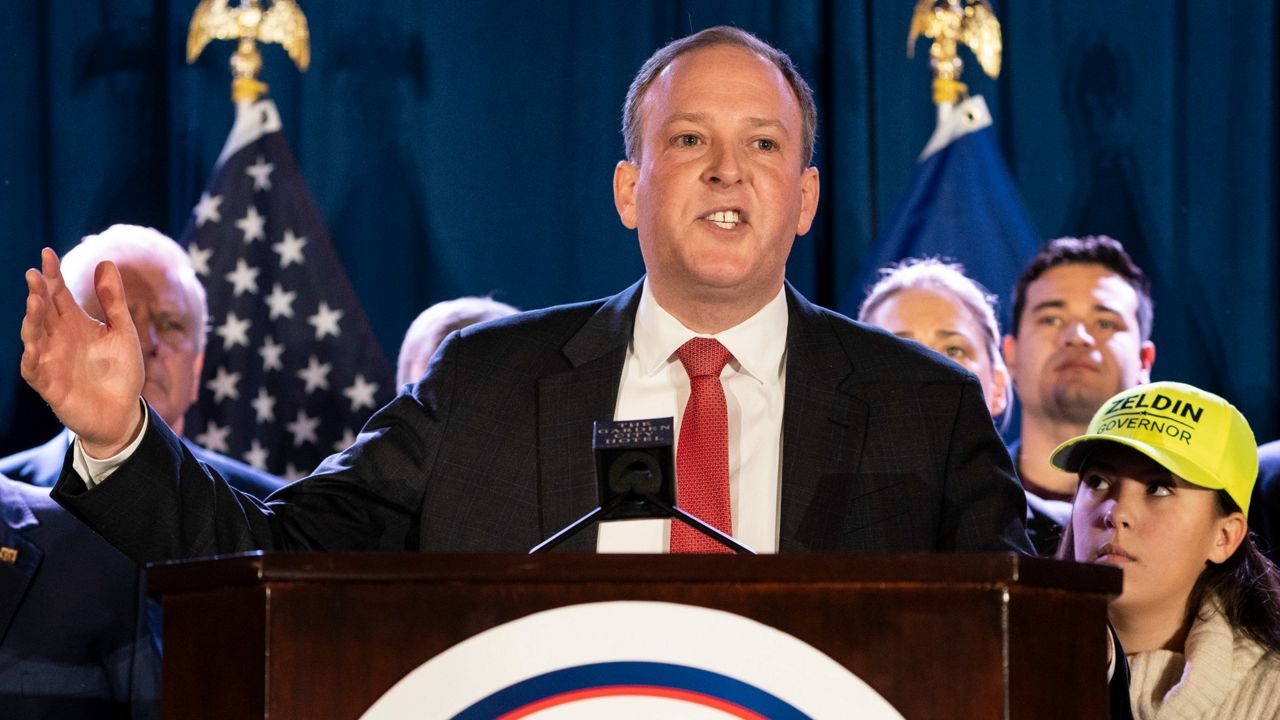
left=78, top=257, right=204, bottom=434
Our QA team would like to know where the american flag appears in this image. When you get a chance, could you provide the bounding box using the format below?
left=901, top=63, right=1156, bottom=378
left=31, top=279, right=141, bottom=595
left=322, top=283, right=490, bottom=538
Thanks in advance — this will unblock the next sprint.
left=180, top=98, right=394, bottom=480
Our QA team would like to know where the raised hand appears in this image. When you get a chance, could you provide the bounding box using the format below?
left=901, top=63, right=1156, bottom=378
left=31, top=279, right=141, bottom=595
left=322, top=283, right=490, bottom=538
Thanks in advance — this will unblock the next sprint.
left=20, top=248, right=145, bottom=457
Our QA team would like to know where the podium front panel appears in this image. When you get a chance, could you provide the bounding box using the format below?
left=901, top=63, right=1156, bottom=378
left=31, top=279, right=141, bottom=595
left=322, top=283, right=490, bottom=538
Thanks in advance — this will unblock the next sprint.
left=149, top=553, right=1117, bottom=719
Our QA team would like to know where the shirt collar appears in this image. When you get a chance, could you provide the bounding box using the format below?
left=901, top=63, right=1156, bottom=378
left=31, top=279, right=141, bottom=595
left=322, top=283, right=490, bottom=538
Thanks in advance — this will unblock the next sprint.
left=632, top=279, right=789, bottom=385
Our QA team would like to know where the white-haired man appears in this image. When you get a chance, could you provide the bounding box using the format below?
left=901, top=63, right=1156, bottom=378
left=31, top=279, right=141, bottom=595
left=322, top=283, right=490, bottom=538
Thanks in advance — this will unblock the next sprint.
left=1, top=224, right=282, bottom=499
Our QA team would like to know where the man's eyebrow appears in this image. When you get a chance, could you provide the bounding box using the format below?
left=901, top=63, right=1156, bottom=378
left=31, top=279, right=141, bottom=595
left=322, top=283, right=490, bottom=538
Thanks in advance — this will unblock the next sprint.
left=662, top=112, right=709, bottom=126
left=744, top=117, right=790, bottom=136
left=1030, top=299, right=1125, bottom=317
left=661, top=113, right=791, bottom=136
left=1030, top=300, right=1066, bottom=314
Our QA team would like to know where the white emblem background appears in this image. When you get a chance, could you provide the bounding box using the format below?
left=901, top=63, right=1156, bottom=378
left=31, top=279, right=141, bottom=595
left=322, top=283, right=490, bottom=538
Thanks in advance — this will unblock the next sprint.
left=361, top=600, right=904, bottom=720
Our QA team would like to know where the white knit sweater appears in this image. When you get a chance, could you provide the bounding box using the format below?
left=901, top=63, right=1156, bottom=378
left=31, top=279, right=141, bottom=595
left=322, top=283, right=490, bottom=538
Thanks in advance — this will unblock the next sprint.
left=1127, top=599, right=1280, bottom=719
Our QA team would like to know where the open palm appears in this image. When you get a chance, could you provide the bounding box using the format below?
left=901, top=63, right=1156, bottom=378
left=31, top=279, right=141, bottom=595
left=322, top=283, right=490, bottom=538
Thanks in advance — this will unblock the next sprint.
left=20, top=248, right=145, bottom=456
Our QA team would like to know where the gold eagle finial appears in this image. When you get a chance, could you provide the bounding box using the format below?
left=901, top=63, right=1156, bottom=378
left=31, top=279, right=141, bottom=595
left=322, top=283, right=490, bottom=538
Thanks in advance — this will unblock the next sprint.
left=907, top=0, right=1002, bottom=105
left=187, top=0, right=311, bottom=102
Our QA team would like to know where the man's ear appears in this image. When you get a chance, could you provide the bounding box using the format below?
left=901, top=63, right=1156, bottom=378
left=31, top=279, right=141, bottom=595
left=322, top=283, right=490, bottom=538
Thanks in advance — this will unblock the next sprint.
left=794, top=166, right=820, bottom=236
left=613, top=160, right=639, bottom=229
left=1137, top=341, right=1156, bottom=383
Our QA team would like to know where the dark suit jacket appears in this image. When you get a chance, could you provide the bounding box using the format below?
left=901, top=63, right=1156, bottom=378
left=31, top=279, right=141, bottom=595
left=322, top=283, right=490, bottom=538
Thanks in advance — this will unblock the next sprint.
left=1252, top=439, right=1280, bottom=564
left=2, top=429, right=284, bottom=500
left=0, top=476, right=158, bottom=719
left=53, top=281, right=1031, bottom=563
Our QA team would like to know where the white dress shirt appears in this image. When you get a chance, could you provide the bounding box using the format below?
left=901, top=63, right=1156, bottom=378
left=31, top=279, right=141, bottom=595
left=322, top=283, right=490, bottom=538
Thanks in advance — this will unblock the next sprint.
left=598, top=281, right=788, bottom=554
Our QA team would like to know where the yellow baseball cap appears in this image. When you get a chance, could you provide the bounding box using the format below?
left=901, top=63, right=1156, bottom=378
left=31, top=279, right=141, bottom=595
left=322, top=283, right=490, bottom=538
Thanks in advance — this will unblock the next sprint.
left=1050, top=381, right=1258, bottom=517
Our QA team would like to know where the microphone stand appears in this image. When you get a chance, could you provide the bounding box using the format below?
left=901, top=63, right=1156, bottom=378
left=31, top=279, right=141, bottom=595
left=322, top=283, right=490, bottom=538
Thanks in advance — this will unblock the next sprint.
left=529, top=417, right=755, bottom=555
left=529, top=489, right=755, bottom=555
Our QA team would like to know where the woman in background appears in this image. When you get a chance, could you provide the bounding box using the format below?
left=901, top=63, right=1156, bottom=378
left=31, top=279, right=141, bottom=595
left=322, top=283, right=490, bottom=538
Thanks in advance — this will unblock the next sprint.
left=856, top=258, right=1087, bottom=553
left=858, top=258, right=1009, bottom=421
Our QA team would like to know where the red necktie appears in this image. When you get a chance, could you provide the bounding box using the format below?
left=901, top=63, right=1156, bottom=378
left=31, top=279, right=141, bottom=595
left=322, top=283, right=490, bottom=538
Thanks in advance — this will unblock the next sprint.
left=670, top=337, right=734, bottom=553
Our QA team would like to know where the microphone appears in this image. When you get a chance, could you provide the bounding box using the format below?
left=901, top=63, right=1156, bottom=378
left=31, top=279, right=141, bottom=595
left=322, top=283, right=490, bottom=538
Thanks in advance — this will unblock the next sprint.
left=528, top=418, right=754, bottom=554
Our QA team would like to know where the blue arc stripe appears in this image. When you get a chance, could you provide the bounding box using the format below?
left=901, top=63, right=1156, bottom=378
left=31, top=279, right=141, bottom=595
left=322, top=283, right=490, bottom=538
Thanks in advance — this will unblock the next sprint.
left=451, top=661, right=812, bottom=719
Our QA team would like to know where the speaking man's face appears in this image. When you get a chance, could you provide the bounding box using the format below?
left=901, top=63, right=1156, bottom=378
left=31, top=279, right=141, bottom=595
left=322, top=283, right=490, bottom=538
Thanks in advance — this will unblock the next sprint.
left=1005, top=263, right=1154, bottom=426
left=613, top=44, right=819, bottom=317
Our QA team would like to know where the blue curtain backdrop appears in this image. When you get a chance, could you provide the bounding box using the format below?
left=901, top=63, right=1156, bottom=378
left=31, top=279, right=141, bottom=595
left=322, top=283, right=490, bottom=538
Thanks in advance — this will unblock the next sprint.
left=1, top=1, right=1276, bottom=450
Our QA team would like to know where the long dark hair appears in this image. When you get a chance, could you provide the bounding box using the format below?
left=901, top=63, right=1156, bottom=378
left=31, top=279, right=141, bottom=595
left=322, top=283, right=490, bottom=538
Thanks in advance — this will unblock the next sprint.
left=1058, top=490, right=1280, bottom=654
left=1185, top=491, right=1280, bottom=654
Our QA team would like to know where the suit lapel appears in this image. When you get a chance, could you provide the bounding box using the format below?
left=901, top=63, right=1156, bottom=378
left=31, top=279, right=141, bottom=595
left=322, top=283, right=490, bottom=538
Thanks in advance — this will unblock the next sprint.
left=0, top=481, right=43, bottom=642
left=535, top=280, right=642, bottom=551
left=778, top=285, right=869, bottom=551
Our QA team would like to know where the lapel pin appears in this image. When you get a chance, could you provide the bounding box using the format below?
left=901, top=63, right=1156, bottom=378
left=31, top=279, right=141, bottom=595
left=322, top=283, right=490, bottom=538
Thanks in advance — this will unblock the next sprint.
left=0, top=547, right=17, bottom=564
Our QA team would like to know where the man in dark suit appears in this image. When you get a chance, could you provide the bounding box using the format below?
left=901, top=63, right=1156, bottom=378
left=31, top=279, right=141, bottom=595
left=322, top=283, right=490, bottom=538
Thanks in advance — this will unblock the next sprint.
left=0, top=473, right=159, bottom=719
left=2, top=224, right=283, bottom=501
left=21, top=27, right=1029, bottom=561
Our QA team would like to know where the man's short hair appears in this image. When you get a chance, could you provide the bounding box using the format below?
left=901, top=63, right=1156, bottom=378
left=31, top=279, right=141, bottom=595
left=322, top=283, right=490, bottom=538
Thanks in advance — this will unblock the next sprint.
left=621, top=25, right=817, bottom=167
left=60, top=224, right=209, bottom=353
left=858, top=257, right=1006, bottom=373
left=397, top=296, right=519, bottom=386
left=1011, top=235, right=1154, bottom=341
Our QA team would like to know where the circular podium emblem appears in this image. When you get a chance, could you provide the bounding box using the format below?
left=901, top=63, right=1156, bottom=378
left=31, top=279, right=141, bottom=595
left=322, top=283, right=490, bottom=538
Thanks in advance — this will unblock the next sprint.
left=361, top=601, right=904, bottom=720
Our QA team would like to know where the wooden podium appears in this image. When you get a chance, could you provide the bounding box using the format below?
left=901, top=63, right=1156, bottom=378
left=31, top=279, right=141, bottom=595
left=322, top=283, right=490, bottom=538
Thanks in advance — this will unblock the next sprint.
left=147, top=553, right=1118, bottom=719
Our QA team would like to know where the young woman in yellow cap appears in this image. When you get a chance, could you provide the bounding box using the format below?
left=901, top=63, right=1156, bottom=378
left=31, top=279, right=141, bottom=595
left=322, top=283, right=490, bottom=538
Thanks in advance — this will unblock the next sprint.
left=1053, top=381, right=1280, bottom=719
